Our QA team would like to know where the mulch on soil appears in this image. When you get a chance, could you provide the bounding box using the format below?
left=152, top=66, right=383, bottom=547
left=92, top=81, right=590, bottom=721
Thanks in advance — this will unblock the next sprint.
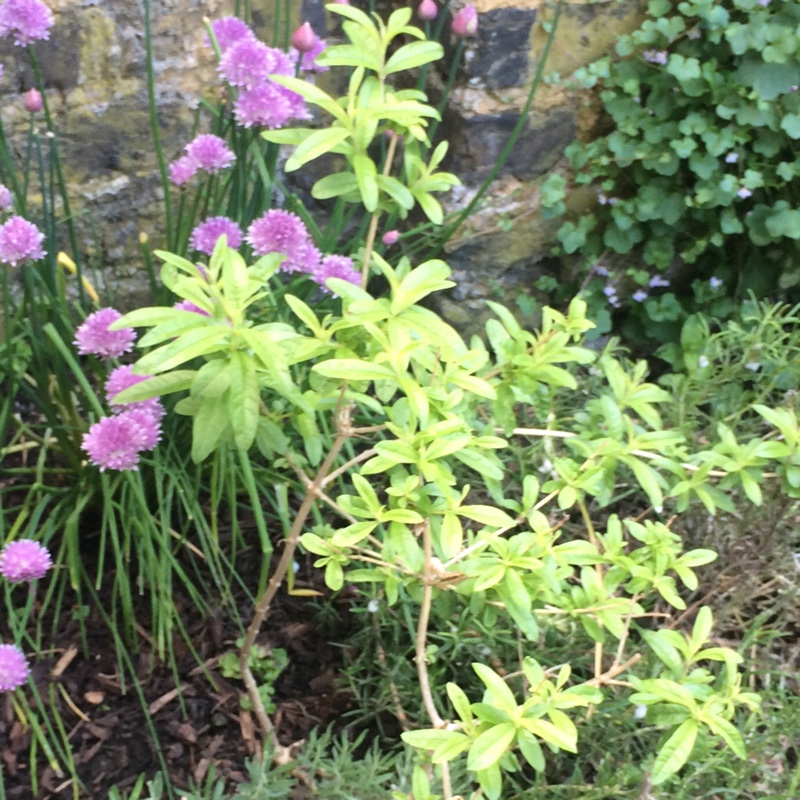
left=1, top=554, right=359, bottom=799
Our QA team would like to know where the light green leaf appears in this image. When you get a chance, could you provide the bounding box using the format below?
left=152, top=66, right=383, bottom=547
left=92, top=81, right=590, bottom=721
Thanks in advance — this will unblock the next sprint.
left=311, top=172, right=360, bottom=200
left=475, top=764, right=502, bottom=800
left=376, top=174, right=414, bottom=210
left=285, top=295, right=323, bottom=337
left=136, top=326, right=230, bottom=374
left=229, top=351, right=259, bottom=451
left=473, top=663, right=517, bottom=711
left=138, top=314, right=215, bottom=348
left=266, top=75, right=349, bottom=124
left=691, top=606, right=713, bottom=649
left=458, top=505, right=516, bottom=527
left=313, top=359, right=395, bottom=381
left=401, top=729, right=458, bottom=750
left=520, top=717, right=577, bottom=752
left=440, top=513, right=463, bottom=558
left=449, top=372, right=497, bottom=399
left=651, top=719, right=698, bottom=785
left=325, top=560, right=344, bottom=591
left=112, top=306, right=188, bottom=329
left=473, top=564, right=506, bottom=592
left=191, top=395, right=230, bottom=462
left=285, top=127, right=352, bottom=171
left=353, top=153, right=379, bottom=211
left=300, top=532, right=330, bottom=556
left=703, top=714, right=746, bottom=759
left=446, top=682, right=473, bottom=723
left=385, top=40, right=444, bottom=74
left=381, top=508, right=425, bottom=524
left=466, top=722, right=516, bottom=772
left=517, top=729, right=545, bottom=772
left=317, top=43, right=382, bottom=71
left=373, top=439, right=418, bottom=464
left=432, top=733, right=471, bottom=764
left=452, top=449, right=504, bottom=481
left=112, top=370, right=196, bottom=404
left=412, top=189, right=443, bottom=224
left=391, top=259, right=454, bottom=314
left=640, top=629, right=683, bottom=673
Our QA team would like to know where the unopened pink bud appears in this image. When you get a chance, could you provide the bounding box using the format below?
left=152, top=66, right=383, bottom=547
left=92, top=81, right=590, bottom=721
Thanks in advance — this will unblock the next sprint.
left=23, top=88, right=42, bottom=114
left=382, top=230, right=399, bottom=246
left=292, top=22, right=316, bottom=53
left=452, top=4, right=478, bottom=37
left=418, top=0, right=438, bottom=21
left=330, top=0, right=350, bottom=4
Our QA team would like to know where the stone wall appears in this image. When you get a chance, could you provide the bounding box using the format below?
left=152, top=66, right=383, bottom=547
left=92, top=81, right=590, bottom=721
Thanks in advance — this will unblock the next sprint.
left=0, top=0, right=643, bottom=314
left=436, top=0, right=643, bottom=333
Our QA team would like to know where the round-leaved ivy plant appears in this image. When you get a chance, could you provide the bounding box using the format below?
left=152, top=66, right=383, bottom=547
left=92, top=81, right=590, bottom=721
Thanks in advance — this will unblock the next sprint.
left=542, top=0, right=800, bottom=345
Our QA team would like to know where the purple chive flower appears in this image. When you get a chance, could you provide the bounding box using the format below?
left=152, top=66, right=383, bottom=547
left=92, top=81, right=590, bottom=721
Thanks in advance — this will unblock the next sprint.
left=174, top=300, right=211, bottom=316
left=291, top=22, right=316, bottom=53
left=206, top=16, right=255, bottom=52
left=632, top=289, right=648, bottom=302
left=168, top=156, right=197, bottom=186
left=219, top=39, right=292, bottom=89
left=0, top=215, right=44, bottom=265
left=74, top=308, right=136, bottom=359
left=649, top=274, right=670, bottom=288
left=0, top=185, right=13, bottom=210
left=184, top=134, right=235, bottom=173
left=418, top=0, right=438, bottom=21
left=82, top=410, right=160, bottom=472
left=105, top=365, right=165, bottom=420
left=234, top=83, right=293, bottom=129
left=276, top=84, right=311, bottom=122
left=0, top=0, right=54, bottom=47
left=313, top=255, right=360, bottom=292
left=0, top=540, right=52, bottom=582
left=737, top=187, right=752, bottom=199
left=22, top=87, right=41, bottom=113
left=122, top=408, right=162, bottom=451
left=0, top=644, right=28, bottom=691
left=293, top=240, right=321, bottom=275
left=451, top=4, right=478, bottom=36
left=189, top=216, right=243, bottom=255
left=82, top=415, right=141, bottom=471
left=291, top=35, right=329, bottom=73
left=247, top=210, right=312, bottom=268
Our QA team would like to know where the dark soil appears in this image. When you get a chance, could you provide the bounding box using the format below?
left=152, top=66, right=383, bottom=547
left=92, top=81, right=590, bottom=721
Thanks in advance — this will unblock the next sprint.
left=0, top=544, right=361, bottom=799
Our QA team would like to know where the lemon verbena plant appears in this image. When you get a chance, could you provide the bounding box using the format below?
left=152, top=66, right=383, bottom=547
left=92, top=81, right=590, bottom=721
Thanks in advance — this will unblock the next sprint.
left=99, top=5, right=800, bottom=799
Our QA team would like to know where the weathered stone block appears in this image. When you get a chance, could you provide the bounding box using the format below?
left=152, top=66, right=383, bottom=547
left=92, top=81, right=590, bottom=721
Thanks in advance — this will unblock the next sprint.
left=442, top=99, right=575, bottom=183
left=435, top=175, right=564, bottom=337
left=462, top=6, right=537, bottom=89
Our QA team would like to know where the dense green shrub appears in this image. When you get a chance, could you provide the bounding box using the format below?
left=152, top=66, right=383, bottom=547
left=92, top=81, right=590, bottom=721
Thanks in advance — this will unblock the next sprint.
left=542, top=0, right=800, bottom=343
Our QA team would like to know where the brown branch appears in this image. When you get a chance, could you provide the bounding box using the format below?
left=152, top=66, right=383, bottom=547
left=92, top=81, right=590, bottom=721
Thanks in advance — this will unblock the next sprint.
left=239, top=402, right=353, bottom=757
